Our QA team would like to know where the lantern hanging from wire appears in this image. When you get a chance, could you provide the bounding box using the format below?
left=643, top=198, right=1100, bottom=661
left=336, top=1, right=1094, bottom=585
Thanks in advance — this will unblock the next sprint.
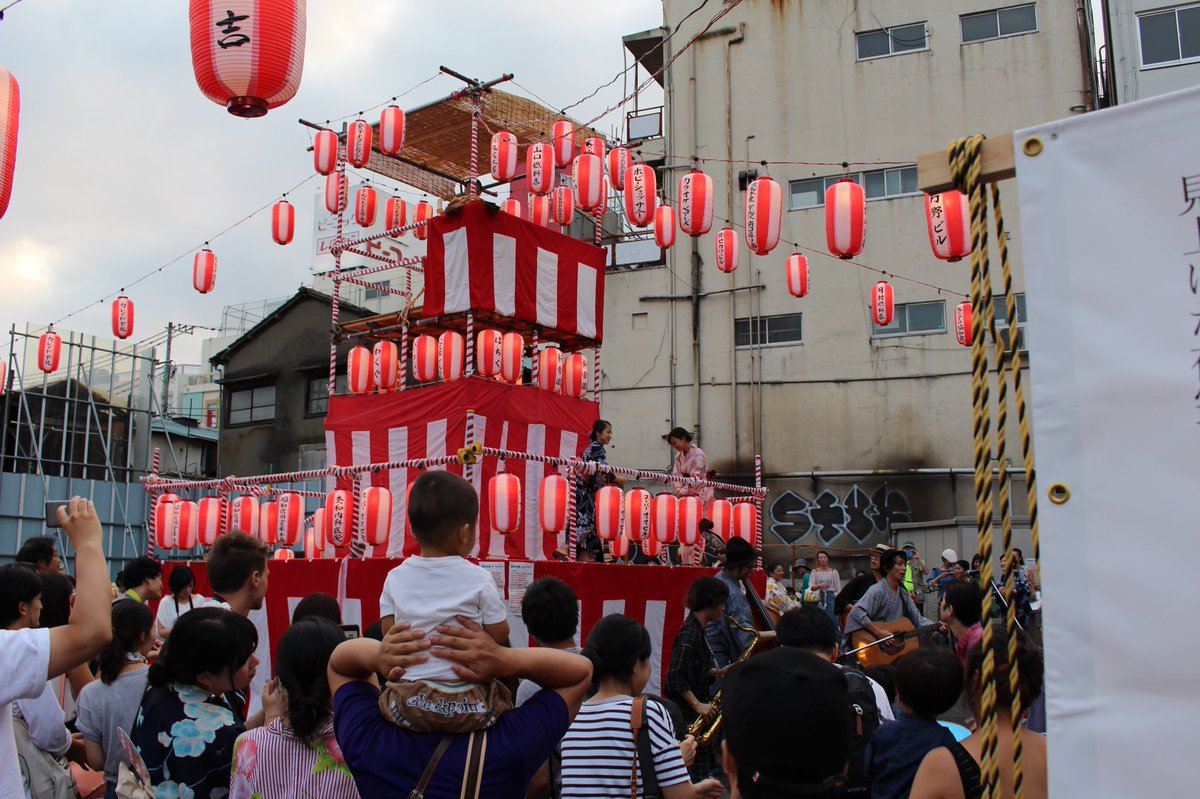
left=362, top=486, right=392, bottom=547
left=385, top=196, right=406, bottom=234
left=305, top=508, right=325, bottom=558
left=111, top=295, right=134, bottom=340
left=324, top=173, right=347, bottom=214
left=346, top=119, right=372, bottom=168
left=379, top=105, right=405, bottom=155
left=955, top=301, right=974, bottom=347
left=193, top=249, right=217, bottom=294
left=0, top=67, right=18, bottom=222
left=786, top=253, right=809, bottom=298
left=439, top=331, right=464, bottom=382
left=154, top=494, right=179, bottom=550
left=677, top=496, right=702, bottom=546
left=536, top=348, right=562, bottom=393
left=678, top=170, right=714, bottom=237
left=925, top=191, right=973, bottom=262
left=561, top=353, right=587, bottom=398
left=731, top=502, right=758, bottom=546
left=826, top=179, right=866, bottom=259
left=230, top=495, right=259, bottom=538
left=37, top=329, right=61, bottom=373
left=529, top=193, right=553, bottom=228
left=871, top=281, right=894, bottom=326
left=502, top=198, right=521, bottom=218
left=538, top=475, right=568, bottom=534
left=197, top=497, right=224, bottom=546
left=623, top=163, right=657, bottom=227
left=745, top=176, right=782, bottom=255
left=596, top=486, right=623, bottom=541
left=708, top=499, right=733, bottom=541
left=607, top=146, right=631, bottom=191
left=500, top=332, right=524, bottom=384
left=553, top=186, right=574, bottom=227
left=574, top=154, right=604, bottom=211
left=413, top=200, right=433, bottom=241
left=651, top=494, right=678, bottom=543
left=623, top=489, right=651, bottom=542
left=477, top=329, right=503, bottom=376
left=373, top=340, right=398, bottom=390
left=715, top=228, right=739, bottom=273
left=491, top=131, right=518, bottom=181
left=258, top=501, right=278, bottom=544
left=412, top=335, right=438, bottom=383
left=325, top=490, right=352, bottom=547
left=313, top=129, right=337, bottom=175
left=551, top=120, right=574, bottom=167
left=354, top=185, right=377, bottom=227
left=489, top=473, right=522, bottom=534
left=654, top=205, right=676, bottom=249
left=172, top=501, right=199, bottom=550
left=271, top=199, right=294, bottom=245
left=347, top=346, right=374, bottom=394
left=525, top=142, right=555, bottom=196
left=275, top=492, right=304, bottom=546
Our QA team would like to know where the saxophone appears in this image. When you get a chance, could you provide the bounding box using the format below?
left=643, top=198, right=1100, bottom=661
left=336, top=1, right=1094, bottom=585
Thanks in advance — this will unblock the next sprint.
left=686, top=614, right=761, bottom=747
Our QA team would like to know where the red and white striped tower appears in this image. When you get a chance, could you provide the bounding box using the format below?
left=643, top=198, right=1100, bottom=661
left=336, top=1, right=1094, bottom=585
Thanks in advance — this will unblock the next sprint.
left=145, top=448, right=161, bottom=557
left=328, top=127, right=346, bottom=393
left=530, top=330, right=540, bottom=386
left=565, top=465, right=576, bottom=562
left=755, top=454, right=764, bottom=569
left=468, top=98, right=481, bottom=199
left=464, top=409, right=477, bottom=485
left=399, top=323, right=409, bottom=391
left=465, top=312, right=476, bottom=377
left=350, top=473, right=365, bottom=558
left=592, top=347, right=601, bottom=400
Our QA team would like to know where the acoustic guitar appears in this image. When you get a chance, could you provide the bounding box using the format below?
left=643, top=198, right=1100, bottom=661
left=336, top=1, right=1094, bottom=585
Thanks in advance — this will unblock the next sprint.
left=846, top=618, right=940, bottom=668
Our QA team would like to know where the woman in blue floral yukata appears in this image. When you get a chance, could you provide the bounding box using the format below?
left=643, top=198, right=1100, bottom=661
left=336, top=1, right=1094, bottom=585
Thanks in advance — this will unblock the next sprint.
left=130, top=606, right=262, bottom=799
left=573, top=419, right=623, bottom=561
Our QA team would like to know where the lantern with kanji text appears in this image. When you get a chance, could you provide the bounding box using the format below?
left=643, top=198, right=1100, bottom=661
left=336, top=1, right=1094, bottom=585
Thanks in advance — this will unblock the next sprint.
left=347, top=119, right=372, bottom=168
left=373, top=340, right=398, bottom=390
left=553, top=186, right=574, bottom=227
left=536, top=348, right=561, bottom=392
left=745, top=176, right=782, bottom=255
left=678, top=170, right=713, bottom=237
left=871, top=281, right=894, bottom=326
left=925, top=191, right=972, bottom=262
left=623, top=163, right=656, bottom=227
left=37, top=330, right=61, bottom=373
left=526, top=143, right=555, bottom=196
left=491, top=131, right=518, bottom=181
left=715, top=228, right=739, bottom=273
left=112, top=296, right=134, bottom=340
left=412, top=335, right=438, bottom=383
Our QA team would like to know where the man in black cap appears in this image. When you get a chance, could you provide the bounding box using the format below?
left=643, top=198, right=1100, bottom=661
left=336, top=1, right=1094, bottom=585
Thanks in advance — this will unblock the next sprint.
left=722, top=646, right=852, bottom=797
left=704, top=537, right=772, bottom=668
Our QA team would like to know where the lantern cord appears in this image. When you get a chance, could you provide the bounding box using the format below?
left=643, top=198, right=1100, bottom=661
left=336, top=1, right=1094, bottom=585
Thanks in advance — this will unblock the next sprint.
left=324, top=72, right=446, bottom=125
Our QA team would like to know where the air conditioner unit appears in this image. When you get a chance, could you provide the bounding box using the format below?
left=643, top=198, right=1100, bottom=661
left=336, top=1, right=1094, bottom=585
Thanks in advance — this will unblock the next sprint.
left=998, top=325, right=1027, bottom=354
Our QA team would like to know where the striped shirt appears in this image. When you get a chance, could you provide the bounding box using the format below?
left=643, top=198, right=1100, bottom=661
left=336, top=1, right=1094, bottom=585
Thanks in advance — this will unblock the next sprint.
left=231, top=717, right=360, bottom=799
left=560, top=696, right=690, bottom=798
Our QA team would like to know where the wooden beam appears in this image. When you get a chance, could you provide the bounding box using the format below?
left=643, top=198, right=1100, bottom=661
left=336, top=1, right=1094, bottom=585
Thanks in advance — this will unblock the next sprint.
left=917, top=133, right=1016, bottom=193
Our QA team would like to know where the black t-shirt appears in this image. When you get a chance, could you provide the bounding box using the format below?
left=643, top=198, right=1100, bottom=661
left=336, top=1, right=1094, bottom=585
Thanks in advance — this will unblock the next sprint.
left=835, top=574, right=877, bottom=615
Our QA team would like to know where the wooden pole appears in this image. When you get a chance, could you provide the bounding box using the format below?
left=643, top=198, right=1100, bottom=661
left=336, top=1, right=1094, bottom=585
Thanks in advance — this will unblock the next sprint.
left=917, top=133, right=1016, bottom=193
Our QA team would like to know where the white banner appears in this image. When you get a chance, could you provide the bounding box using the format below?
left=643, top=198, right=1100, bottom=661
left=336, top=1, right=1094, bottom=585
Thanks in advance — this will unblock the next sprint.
left=1016, top=86, right=1200, bottom=798
left=310, top=185, right=410, bottom=274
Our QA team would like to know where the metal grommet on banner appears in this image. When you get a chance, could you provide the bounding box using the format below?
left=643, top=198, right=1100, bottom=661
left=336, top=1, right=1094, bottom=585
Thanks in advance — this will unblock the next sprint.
left=1022, top=136, right=1044, bottom=157
left=1048, top=483, right=1070, bottom=505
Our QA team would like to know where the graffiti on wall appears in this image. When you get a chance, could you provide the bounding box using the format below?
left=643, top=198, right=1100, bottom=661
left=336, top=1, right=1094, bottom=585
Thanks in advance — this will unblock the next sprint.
left=768, top=484, right=911, bottom=545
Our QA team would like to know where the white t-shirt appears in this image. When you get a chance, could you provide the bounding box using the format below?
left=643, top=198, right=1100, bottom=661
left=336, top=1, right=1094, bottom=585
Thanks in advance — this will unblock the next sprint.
left=154, top=593, right=209, bottom=637
left=378, top=556, right=506, bottom=682
left=1, top=627, right=52, bottom=798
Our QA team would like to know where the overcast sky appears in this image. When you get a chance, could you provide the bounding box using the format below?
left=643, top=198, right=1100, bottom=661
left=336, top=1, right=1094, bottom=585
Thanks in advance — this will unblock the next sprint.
left=0, top=0, right=664, bottom=364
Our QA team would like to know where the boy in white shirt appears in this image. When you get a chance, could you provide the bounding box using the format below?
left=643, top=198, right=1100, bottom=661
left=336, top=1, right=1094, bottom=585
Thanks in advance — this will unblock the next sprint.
left=377, top=470, right=511, bottom=732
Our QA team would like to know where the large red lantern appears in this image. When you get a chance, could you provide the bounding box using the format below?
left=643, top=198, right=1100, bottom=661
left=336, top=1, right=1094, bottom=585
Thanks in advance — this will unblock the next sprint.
left=871, top=281, right=895, bottom=326
left=708, top=499, right=733, bottom=541
left=536, top=348, right=561, bottom=392
left=347, top=345, right=373, bottom=394
left=489, top=473, right=522, bottom=534
left=651, top=494, right=678, bottom=543
left=573, top=154, right=603, bottom=211
left=477, top=329, right=503, bottom=376
left=362, top=486, right=392, bottom=547
left=745, top=176, right=782, bottom=255
left=654, top=205, right=676, bottom=249
left=385, top=196, right=406, bottom=234
left=642, top=533, right=664, bottom=559
left=193, top=249, right=217, bottom=294
left=0, top=67, right=17, bottom=222
left=786, top=253, right=809, bottom=298
left=273, top=548, right=295, bottom=560
left=553, top=186, right=575, bottom=227
left=230, top=495, right=260, bottom=538
left=275, top=492, right=303, bottom=546
left=538, top=475, right=568, bottom=534
left=561, top=353, right=587, bottom=398
left=610, top=533, right=631, bottom=559
left=171, top=500, right=198, bottom=550
left=715, top=228, right=739, bottom=273
left=678, top=170, right=714, bottom=237
left=379, top=105, right=405, bottom=155
left=623, top=489, right=651, bottom=542
left=111, top=296, right=135, bottom=340
left=354, top=185, right=377, bottom=227
left=596, top=486, right=623, bottom=541
left=731, top=502, right=757, bottom=546
left=925, top=191, right=972, bottom=262
left=490, top=131, right=518, bottom=181
left=325, top=489, right=352, bottom=547
left=305, top=508, right=325, bottom=558
left=677, top=496, right=702, bottom=546
left=347, top=119, right=372, bottom=168
left=37, top=330, right=61, bottom=373
left=502, top=198, right=521, bottom=218
left=412, top=335, right=438, bottom=383
left=438, top=331, right=464, bottom=382
left=325, top=173, right=347, bottom=214
left=607, top=146, right=631, bottom=191
left=258, top=501, right=278, bottom=544
left=826, top=180, right=866, bottom=259
left=197, top=497, right=223, bottom=546
left=413, top=200, right=433, bottom=241
left=529, top=194, right=553, bottom=228
left=551, top=120, right=574, bottom=167
left=955, top=301, right=974, bottom=347
left=500, top=332, right=524, bottom=383
left=372, top=340, right=398, bottom=389
left=623, top=163, right=657, bottom=227
left=525, top=143, right=555, bottom=196
left=154, top=494, right=179, bottom=550
left=189, top=0, right=305, bottom=117
left=583, top=136, right=605, bottom=161
left=271, top=199, right=294, bottom=245
left=313, top=129, right=337, bottom=175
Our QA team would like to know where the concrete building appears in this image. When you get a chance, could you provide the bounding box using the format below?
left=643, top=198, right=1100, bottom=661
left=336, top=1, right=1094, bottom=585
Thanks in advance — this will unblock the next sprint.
left=1101, top=0, right=1200, bottom=103
left=610, top=0, right=1096, bottom=563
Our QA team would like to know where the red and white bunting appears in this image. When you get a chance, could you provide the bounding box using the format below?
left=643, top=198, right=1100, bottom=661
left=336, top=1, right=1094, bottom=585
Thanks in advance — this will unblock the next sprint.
left=786, top=253, right=809, bottom=298
left=623, top=488, right=651, bottom=542
left=826, top=179, right=866, bottom=259
left=525, top=143, right=555, bottom=196
left=275, top=492, right=304, bottom=546
left=154, top=494, right=179, bottom=550
left=925, top=191, right=972, bottom=262
left=325, top=489, right=352, bottom=547
left=654, top=205, right=676, bottom=249
left=413, top=200, right=433, bottom=241
left=197, top=497, right=223, bottom=547
left=538, top=475, right=568, bottom=534
left=596, top=485, right=623, bottom=541
left=37, top=331, right=61, bottom=373
left=313, top=129, right=337, bottom=175
left=491, top=131, right=518, bottom=181
left=271, top=199, right=294, bottom=245
left=324, top=172, right=347, bottom=214
left=111, top=296, right=134, bottom=340
left=193, top=249, right=217, bottom=294
left=230, top=496, right=260, bottom=538
left=745, top=176, right=783, bottom=255
left=551, top=120, right=574, bottom=167
left=623, top=163, right=657, bottom=227
left=871, top=281, right=895, bottom=326
left=489, top=473, right=522, bottom=533
left=731, top=502, right=757, bottom=546
left=362, top=486, right=392, bottom=547
left=258, top=501, right=278, bottom=544
left=379, top=105, right=405, bottom=155
left=502, top=198, right=522, bottom=218
left=385, top=196, right=407, bottom=234
left=529, top=193, right=553, bottom=228
left=678, top=170, right=714, bottom=236
left=651, top=494, right=678, bottom=543
left=708, top=499, right=733, bottom=541
left=438, top=331, right=465, bottom=382
left=372, top=340, right=398, bottom=390
left=955, top=301, right=974, bottom=347
left=573, top=154, right=604, bottom=211
left=354, top=185, right=377, bottom=227
left=500, top=332, right=524, bottom=383
left=347, top=119, right=372, bottom=168
left=476, top=329, right=503, bottom=376
left=305, top=508, right=325, bottom=558
left=536, top=348, right=562, bottom=393
left=715, top=228, right=739, bottom=273
left=607, top=147, right=631, bottom=190
left=0, top=68, right=18, bottom=221
left=677, top=496, right=703, bottom=546
left=347, top=346, right=374, bottom=394
left=561, top=353, right=587, bottom=398
left=553, top=186, right=575, bottom=226
left=173, top=500, right=199, bottom=550
left=412, top=335, right=438, bottom=383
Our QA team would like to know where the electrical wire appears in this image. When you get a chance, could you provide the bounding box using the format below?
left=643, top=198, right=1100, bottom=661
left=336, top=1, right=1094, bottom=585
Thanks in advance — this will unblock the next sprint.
left=323, top=72, right=447, bottom=125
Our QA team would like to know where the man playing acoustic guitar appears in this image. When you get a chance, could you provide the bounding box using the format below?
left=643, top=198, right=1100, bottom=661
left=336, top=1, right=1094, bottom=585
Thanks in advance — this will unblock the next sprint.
left=843, top=549, right=935, bottom=663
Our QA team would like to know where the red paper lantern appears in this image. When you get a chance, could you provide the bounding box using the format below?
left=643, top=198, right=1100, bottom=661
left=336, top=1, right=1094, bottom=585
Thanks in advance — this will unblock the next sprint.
left=607, top=146, right=631, bottom=191
left=305, top=508, right=325, bottom=558
left=0, top=68, right=18, bottom=222
left=313, top=129, right=337, bottom=175
left=502, top=198, right=521, bottom=218
left=385, top=196, right=407, bottom=234
left=955, top=301, right=974, bottom=347
left=553, top=186, right=574, bottom=226
left=230, top=495, right=260, bottom=538
left=610, top=533, right=630, bottom=559
left=623, top=489, right=651, bottom=542
left=489, top=473, right=522, bottom=534
left=715, top=228, right=739, bottom=273
left=271, top=199, right=294, bottom=245
left=678, top=170, right=714, bottom=237
left=258, top=501, right=278, bottom=544
left=525, top=142, right=555, bottom=196
left=538, top=475, right=568, bottom=534
left=170, top=500, right=197, bottom=550
left=786, top=253, right=809, bottom=298
left=745, top=176, right=782, bottom=255
left=654, top=205, right=676, bottom=249
left=677, top=496, right=702, bottom=546
left=347, top=345, right=374, bottom=394
left=347, top=119, right=372, bottom=168
left=37, top=330, right=61, bottom=373
left=623, top=163, right=657, bottom=227
left=871, top=281, right=895, bottom=326
left=583, top=136, right=605, bottom=161
left=189, top=0, right=305, bottom=117
left=354, top=185, right=377, bottom=227
left=651, top=494, right=678, bottom=543
left=379, top=105, right=405, bottom=155
left=491, top=131, right=518, bottom=181
left=528, top=194, right=553, bottom=228
left=0, top=363, right=5, bottom=395
left=500, top=332, right=524, bottom=383
left=325, top=173, right=347, bottom=214
left=826, top=179, right=866, bottom=259
left=362, top=486, right=392, bottom=547
left=273, top=548, right=295, bottom=560
left=193, top=249, right=217, bottom=294
left=275, top=492, right=303, bottom=546
left=438, top=331, right=464, bottom=382
left=412, top=335, right=438, bottom=383
left=372, top=340, right=398, bottom=389
left=925, top=191, right=972, bottom=262
left=325, top=489, right=352, bottom=547
left=536, top=348, right=561, bottom=392
left=642, top=533, right=663, bottom=559
left=596, top=485, right=623, bottom=541
left=551, top=120, right=574, bottom=167
left=561, top=353, right=587, bottom=398
left=731, top=502, right=757, bottom=546
left=708, top=499, right=733, bottom=541
left=197, top=497, right=223, bottom=546
left=111, top=296, right=134, bottom=340
left=413, top=200, right=433, bottom=241
left=477, top=329, right=503, bottom=376
left=573, top=154, right=603, bottom=211
left=154, top=494, right=179, bottom=550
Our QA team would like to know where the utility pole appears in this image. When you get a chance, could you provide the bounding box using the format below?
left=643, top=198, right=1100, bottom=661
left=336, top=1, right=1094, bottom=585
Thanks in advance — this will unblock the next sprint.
left=161, top=322, right=174, bottom=417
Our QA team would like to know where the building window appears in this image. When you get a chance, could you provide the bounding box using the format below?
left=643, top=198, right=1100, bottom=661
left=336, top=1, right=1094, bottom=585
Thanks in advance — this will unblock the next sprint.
left=872, top=301, right=947, bottom=337
left=856, top=22, right=929, bottom=60
left=1138, top=5, right=1200, bottom=67
left=789, top=167, right=918, bottom=210
left=364, top=280, right=391, bottom=300
left=735, top=313, right=803, bottom=348
left=990, top=292, right=1028, bottom=327
left=961, top=4, right=1037, bottom=43
left=228, top=384, right=276, bottom=425
left=306, top=375, right=348, bottom=416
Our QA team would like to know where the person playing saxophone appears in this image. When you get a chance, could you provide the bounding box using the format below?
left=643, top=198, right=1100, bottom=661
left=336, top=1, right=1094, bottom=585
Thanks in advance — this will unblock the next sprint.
left=667, top=576, right=730, bottom=781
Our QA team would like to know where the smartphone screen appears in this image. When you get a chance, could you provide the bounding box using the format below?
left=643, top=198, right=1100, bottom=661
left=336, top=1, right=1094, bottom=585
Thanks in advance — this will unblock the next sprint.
left=45, top=500, right=68, bottom=528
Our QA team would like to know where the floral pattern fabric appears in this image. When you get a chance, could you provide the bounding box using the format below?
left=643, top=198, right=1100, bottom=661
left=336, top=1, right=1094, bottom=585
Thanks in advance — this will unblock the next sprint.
left=228, top=718, right=359, bottom=799
left=672, top=446, right=714, bottom=506
left=131, top=682, right=244, bottom=799
left=574, top=439, right=614, bottom=555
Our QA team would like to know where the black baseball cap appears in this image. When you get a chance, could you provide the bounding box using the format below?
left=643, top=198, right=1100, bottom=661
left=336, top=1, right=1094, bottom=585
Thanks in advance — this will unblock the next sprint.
left=724, top=537, right=757, bottom=568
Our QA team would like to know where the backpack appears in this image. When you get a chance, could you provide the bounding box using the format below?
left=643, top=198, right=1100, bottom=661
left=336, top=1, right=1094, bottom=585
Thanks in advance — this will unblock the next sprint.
left=843, top=668, right=882, bottom=788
